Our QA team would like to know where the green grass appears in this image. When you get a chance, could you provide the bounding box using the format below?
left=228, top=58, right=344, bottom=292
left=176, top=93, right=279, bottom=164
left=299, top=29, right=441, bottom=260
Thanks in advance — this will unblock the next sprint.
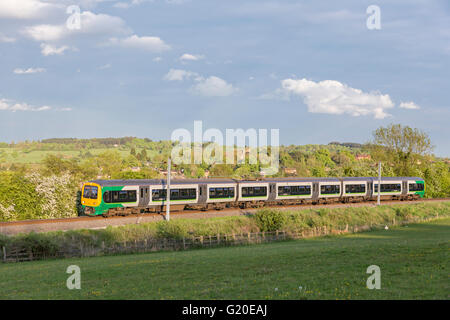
left=0, top=147, right=135, bottom=164
left=0, top=217, right=448, bottom=300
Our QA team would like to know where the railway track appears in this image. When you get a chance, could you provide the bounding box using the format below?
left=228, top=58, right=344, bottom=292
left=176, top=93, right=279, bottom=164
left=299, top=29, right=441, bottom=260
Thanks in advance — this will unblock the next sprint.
left=0, top=197, right=449, bottom=235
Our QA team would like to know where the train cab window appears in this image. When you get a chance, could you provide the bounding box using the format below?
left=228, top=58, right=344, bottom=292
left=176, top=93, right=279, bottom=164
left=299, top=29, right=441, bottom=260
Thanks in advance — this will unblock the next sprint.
left=320, top=185, right=340, bottom=195
left=83, top=186, right=98, bottom=199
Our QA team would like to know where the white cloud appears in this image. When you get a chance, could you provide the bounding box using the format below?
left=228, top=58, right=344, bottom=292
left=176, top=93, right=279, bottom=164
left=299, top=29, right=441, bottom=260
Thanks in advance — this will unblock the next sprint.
left=399, top=101, right=420, bottom=110
left=191, top=76, right=236, bottom=97
left=113, top=0, right=151, bottom=9
left=40, top=43, right=71, bottom=56
left=164, top=69, right=198, bottom=81
left=179, top=53, right=204, bottom=61
left=0, top=0, right=58, bottom=20
left=78, top=11, right=130, bottom=35
left=164, top=69, right=236, bottom=97
left=23, top=24, right=66, bottom=42
left=0, top=33, right=16, bottom=43
left=107, top=34, right=170, bottom=52
left=0, top=98, right=52, bottom=112
left=23, top=11, right=130, bottom=42
left=13, top=67, right=46, bottom=74
left=280, top=78, right=395, bottom=119
left=153, top=57, right=162, bottom=62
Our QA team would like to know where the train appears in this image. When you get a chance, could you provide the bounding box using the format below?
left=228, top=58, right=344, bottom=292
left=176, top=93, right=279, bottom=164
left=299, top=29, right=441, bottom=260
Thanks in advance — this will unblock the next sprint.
left=80, top=176, right=425, bottom=217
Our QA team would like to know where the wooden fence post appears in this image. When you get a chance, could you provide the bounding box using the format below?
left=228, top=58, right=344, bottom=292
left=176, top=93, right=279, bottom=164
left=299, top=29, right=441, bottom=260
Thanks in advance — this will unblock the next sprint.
left=183, top=237, right=186, bottom=249
left=2, top=246, right=6, bottom=263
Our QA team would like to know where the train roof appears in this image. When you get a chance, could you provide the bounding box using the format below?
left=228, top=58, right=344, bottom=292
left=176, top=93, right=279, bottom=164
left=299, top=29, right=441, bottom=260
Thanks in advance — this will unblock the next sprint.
left=88, top=176, right=424, bottom=187
left=260, top=177, right=340, bottom=183
left=369, top=177, right=424, bottom=181
left=89, top=178, right=236, bottom=186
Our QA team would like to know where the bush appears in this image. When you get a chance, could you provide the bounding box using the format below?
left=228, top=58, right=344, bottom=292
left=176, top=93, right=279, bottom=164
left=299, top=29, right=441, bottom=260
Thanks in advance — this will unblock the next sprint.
left=156, top=221, right=188, bottom=239
left=253, top=209, right=287, bottom=232
left=16, top=232, right=59, bottom=256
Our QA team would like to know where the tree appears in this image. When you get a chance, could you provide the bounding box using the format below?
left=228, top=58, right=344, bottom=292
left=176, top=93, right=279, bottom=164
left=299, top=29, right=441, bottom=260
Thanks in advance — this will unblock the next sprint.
left=95, top=150, right=122, bottom=178
left=371, top=124, right=433, bottom=175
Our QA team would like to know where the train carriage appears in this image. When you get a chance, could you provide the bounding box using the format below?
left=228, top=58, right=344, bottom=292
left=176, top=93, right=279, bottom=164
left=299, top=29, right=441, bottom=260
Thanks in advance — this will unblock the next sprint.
left=341, top=177, right=371, bottom=202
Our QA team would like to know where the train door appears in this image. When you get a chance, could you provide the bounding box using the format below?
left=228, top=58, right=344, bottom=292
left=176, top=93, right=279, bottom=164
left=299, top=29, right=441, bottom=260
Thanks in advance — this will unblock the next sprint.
left=139, top=186, right=150, bottom=207
left=402, top=180, right=407, bottom=195
left=198, top=184, right=207, bottom=203
left=312, top=182, right=319, bottom=200
left=268, top=183, right=276, bottom=201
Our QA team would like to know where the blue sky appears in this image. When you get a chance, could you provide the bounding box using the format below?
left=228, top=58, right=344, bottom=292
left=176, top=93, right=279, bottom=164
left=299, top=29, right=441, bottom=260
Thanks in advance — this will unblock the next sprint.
left=0, top=0, right=449, bottom=156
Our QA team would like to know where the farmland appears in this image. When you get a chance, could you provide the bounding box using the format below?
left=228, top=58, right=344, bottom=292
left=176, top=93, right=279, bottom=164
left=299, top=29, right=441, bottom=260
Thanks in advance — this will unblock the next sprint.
left=1, top=217, right=448, bottom=300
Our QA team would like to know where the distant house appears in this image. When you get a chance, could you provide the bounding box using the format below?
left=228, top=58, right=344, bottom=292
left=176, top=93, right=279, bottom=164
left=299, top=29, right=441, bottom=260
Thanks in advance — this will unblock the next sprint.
left=284, top=168, right=297, bottom=176
left=130, top=167, right=141, bottom=172
left=355, top=154, right=371, bottom=161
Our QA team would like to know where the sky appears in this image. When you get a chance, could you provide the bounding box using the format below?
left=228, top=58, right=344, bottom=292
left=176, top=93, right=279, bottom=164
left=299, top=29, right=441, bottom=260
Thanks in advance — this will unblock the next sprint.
left=0, top=0, right=449, bottom=156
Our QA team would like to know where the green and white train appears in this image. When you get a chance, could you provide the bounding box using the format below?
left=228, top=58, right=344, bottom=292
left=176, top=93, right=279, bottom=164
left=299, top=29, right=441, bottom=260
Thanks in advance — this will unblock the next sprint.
left=81, top=177, right=425, bottom=217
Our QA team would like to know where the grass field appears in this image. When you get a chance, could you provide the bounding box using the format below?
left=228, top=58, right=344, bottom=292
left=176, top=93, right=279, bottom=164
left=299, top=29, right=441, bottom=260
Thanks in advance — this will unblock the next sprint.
left=0, top=218, right=448, bottom=300
left=0, top=147, right=136, bottom=164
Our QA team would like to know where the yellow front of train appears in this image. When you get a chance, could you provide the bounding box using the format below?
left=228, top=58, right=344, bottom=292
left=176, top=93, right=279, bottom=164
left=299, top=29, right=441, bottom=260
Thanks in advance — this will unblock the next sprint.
left=81, top=182, right=102, bottom=215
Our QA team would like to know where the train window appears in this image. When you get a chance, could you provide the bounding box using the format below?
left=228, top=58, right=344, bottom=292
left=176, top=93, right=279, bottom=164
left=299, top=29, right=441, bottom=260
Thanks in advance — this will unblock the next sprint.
left=278, top=185, right=311, bottom=196
left=140, top=189, right=144, bottom=198
left=374, top=184, right=401, bottom=192
left=209, top=187, right=235, bottom=199
left=170, top=190, right=179, bottom=199
left=83, top=186, right=98, bottom=199
left=180, top=189, right=188, bottom=198
left=409, top=183, right=424, bottom=192
left=152, top=188, right=196, bottom=201
left=345, top=184, right=366, bottom=194
left=242, top=186, right=267, bottom=197
left=152, top=189, right=167, bottom=201
left=320, top=185, right=340, bottom=195
left=104, top=190, right=137, bottom=203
